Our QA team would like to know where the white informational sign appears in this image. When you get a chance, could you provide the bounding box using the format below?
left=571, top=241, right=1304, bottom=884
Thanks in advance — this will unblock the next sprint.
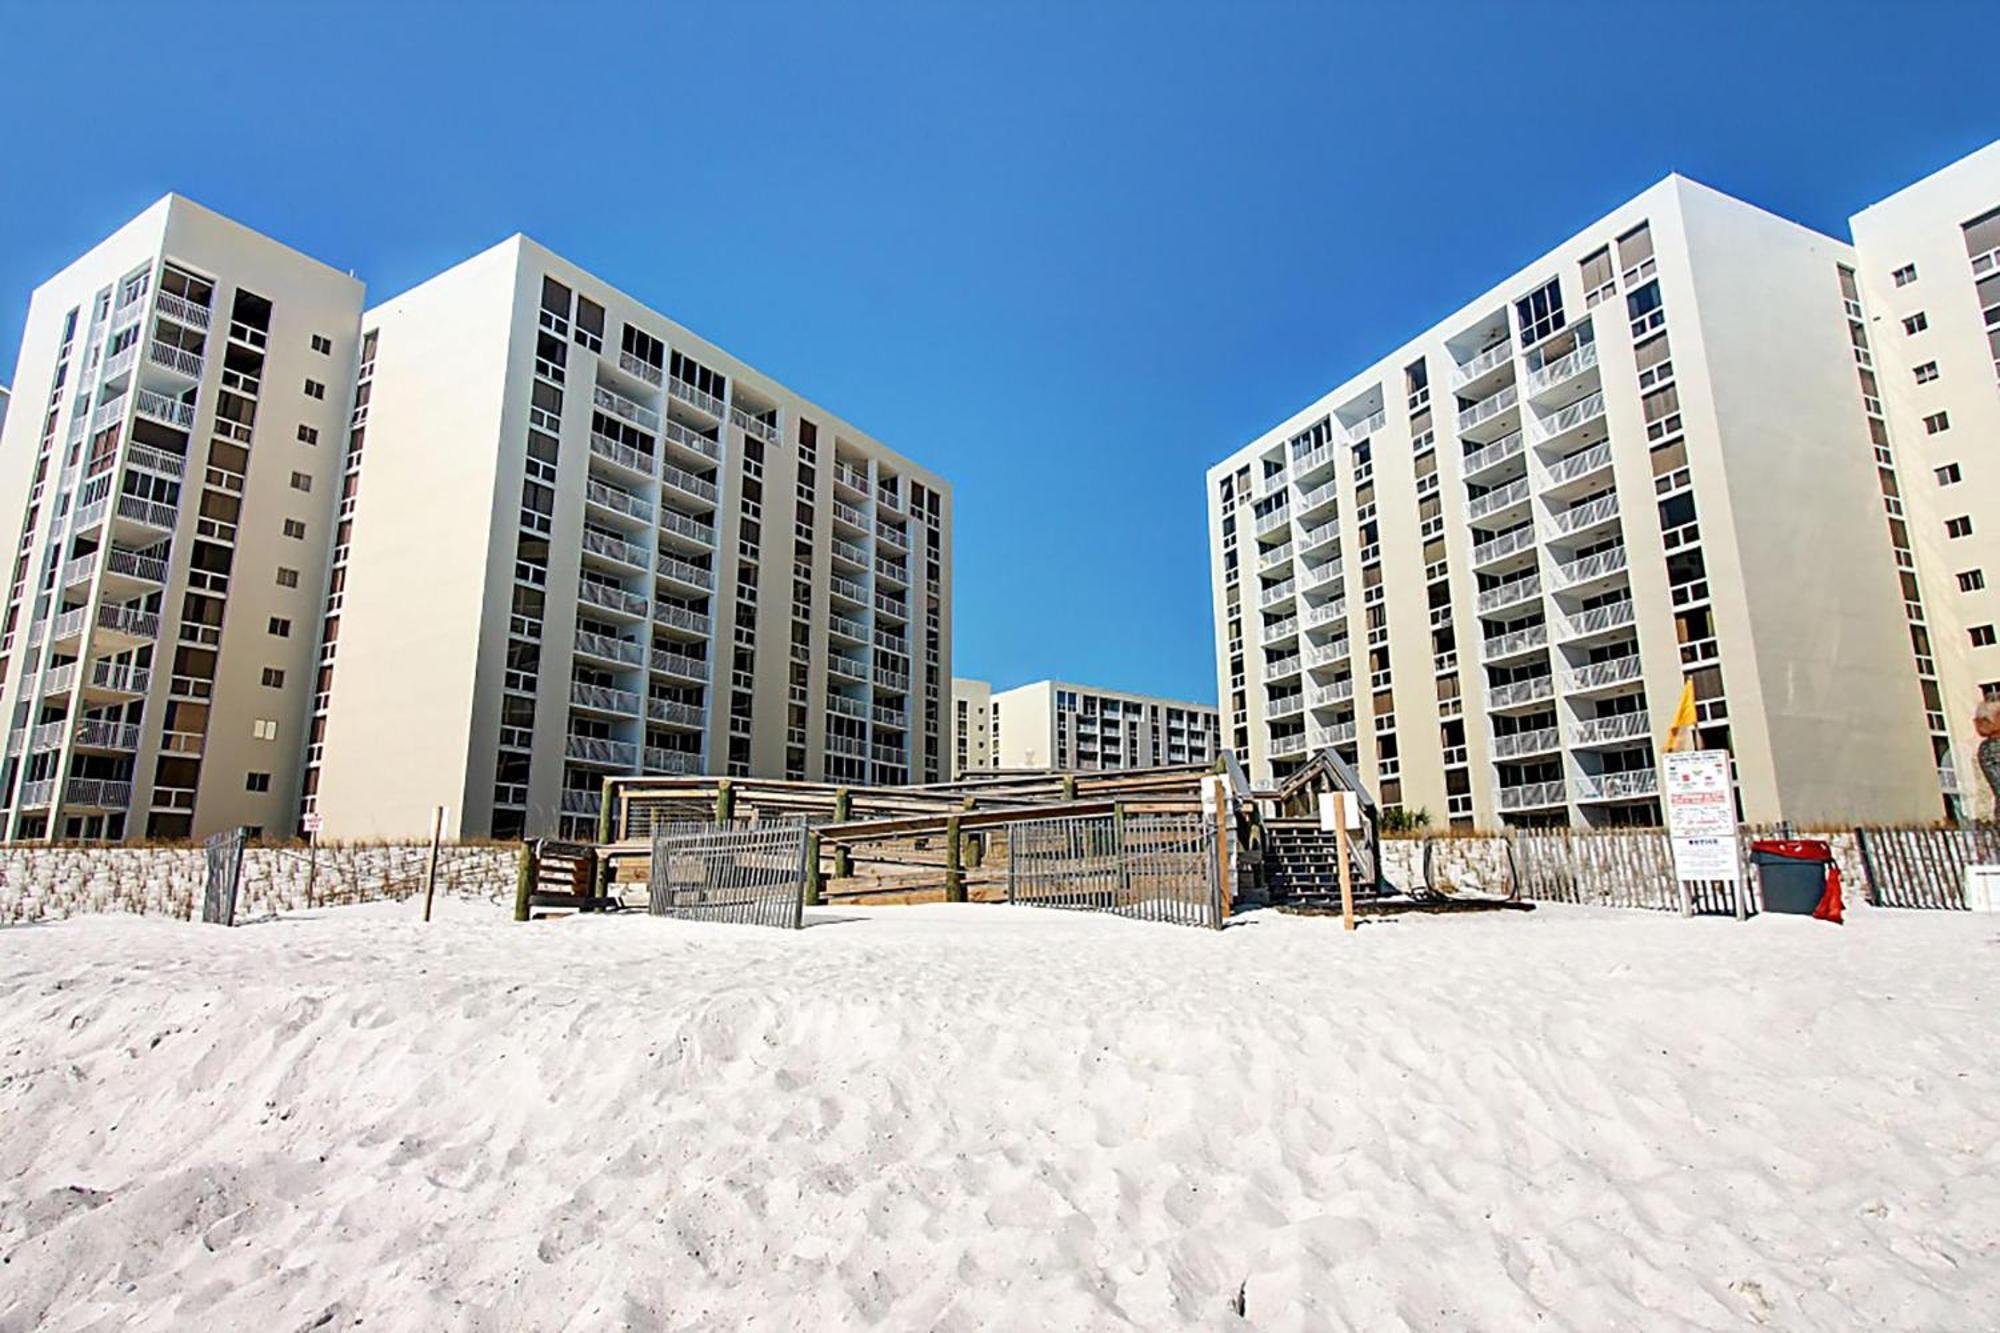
left=1318, top=791, right=1361, bottom=832
left=1201, top=775, right=1226, bottom=815
left=300, top=812, right=324, bottom=835
left=1662, top=749, right=1743, bottom=917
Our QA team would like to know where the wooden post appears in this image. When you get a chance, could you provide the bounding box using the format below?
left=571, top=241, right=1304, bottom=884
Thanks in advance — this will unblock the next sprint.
left=1061, top=774, right=1077, bottom=802
left=514, top=840, right=537, bottom=922
left=1214, top=782, right=1232, bottom=920
left=962, top=795, right=983, bottom=868
left=804, top=829, right=823, bottom=907
left=421, top=805, right=445, bottom=923
left=303, top=828, right=318, bottom=907
left=1335, top=793, right=1356, bottom=932
left=832, top=787, right=852, bottom=878
left=715, top=778, right=734, bottom=824
left=945, top=816, right=965, bottom=902
left=1113, top=802, right=1130, bottom=908
left=595, top=777, right=616, bottom=907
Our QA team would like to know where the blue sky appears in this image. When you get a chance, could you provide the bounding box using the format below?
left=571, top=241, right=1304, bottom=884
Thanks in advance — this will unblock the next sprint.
left=0, top=3, right=1992, bottom=705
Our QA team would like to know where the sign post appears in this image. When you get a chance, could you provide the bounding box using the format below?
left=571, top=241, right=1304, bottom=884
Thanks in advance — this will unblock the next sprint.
left=1320, top=792, right=1358, bottom=932
left=1662, top=749, right=1743, bottom=919
left=300, top=811, right=322, bottom=906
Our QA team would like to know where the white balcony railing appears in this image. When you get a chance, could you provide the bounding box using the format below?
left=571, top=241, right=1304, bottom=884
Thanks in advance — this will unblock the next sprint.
left=1524, top=339, right=1599, bottom=397
left=655, top=552, right=714, bottom=589
left=1465, top=476, right=1531, bottom=523
left=579, top=580, right=649, bottom=619
left=1471, top=525, right=1538, bottom=567
left=155, top=290, right=212, bottom=330
left=592, top=384, right=661, bottom=434
left=585, top=480, right=654, bottom=524
left=1486, top=674, right=1555, bottom=709
left=1498, top=779, right=1567, bottom=811
left=617, top=350, right=665, bottom=386
left=64, top=777, right=132, bottom=808
left=588, top=432, right=656, bottom=477
left=1569, top=712, right=1650, bottom=746
left=1572, top=768, right=1660, bottom=801
left=1481, top=622, right=1549, bottom=660
left=662, top=418, right=721, bottom=461
left=1340, top=408, right=1387, bottom=446
left=147, top=341, right=204, bottom=377
left=1544, top=440, right=1614, bottom=488
left=565, top=735, right=638, bottom=768
left=1530, top=389, right=1607, bottom=445
left=125, top=442, right=187, bottom=478
left=1550, top=492, right=1621, bottom=537
left=1259, top=578, right=1297, bottom=608
left=1551, top=545, right=1629, bottom=591
left=651, top=649, right=708, bottom=680
left=659, top=510, right=716, bottom=547
left=1456, top=383, right=1518, bottom=434
left=570, top=681, right=641, bottom=714
left=653, top=604, right=711, bottom=636
left=1461, top=430, right=1525, bottom=477
left=1305, top=599, right=1347, bottom=628
left=1255, top=507, right=1292, bottom=537
left=667, top=377, right=725, bottom=419
left=72, top=720, right=141, bottom=751
left=730, top=406, right=781, bottom=445
left=116, top=494, right=179, bottom=531
left=1269, top=733, right=1308, bottom=758
left=1559, top=598, right=1637, bottom=640
left=1491, top=726, right=1561, bottom=759
left=97, top=604, right=159, bottom=639
left=582, top=528, right=646, bottom=569
left=1562, top=654, right=1645, bottom=692
left=1451, top=341, right=1513, bottom=388
left=1260, top=616, right=1299, bottom=645
left=574, top=630, right=642, bottom=666
left=643, top=748, right=703, bottom=775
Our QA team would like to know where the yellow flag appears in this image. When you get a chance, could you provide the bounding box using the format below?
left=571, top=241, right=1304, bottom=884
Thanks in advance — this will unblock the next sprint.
left=1663, top=678, right=1698, bottom=753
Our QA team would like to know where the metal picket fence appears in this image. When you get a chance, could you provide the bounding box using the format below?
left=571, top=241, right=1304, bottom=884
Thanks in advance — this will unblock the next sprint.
left=647, top=819, right=810, bottom=929
left=1007, top=810, right=1222, bottom=929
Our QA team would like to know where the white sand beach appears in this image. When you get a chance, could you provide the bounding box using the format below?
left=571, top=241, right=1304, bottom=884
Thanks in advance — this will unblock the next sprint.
left=0, top=899, right=1995, bottom=1330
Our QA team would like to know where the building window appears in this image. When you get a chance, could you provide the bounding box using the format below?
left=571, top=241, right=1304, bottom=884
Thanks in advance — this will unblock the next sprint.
left=1914, top=361, right=1940, bottom=384
left=276, top=567, right=299, bottom=587
left=1901, top=312, right=1928, bottom=336
left=268, top=616, right=292, bottom=637
left=298, top=424, right=319, bottom=445
left=261, top=667, right=286, bottom=688
left=290, top=471, right=312, bottom=492
left=1959, top=570, right=1986, bottom=593
left=1972, top=625, right=1997, bottom=648
left=283, top=518, right=307, bottom=539
left=304, top=378, right=326, bottom=399
left=252, top=719, right=279, bottom=740
left=1924, top=411, right=1951, bottom=434
left=310, top=333, right=332, bottom=355
left=1937, top=463, right=1963, bottom=486
left=1892, top=264, right=1917, bottom=287
left=245, top=772, right=272, bottom=792
left=1948, top=516, right=1974, bottom=539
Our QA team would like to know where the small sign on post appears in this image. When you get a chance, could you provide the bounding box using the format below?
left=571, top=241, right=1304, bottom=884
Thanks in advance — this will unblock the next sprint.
left=1662, top=749, right=1743, bottom=919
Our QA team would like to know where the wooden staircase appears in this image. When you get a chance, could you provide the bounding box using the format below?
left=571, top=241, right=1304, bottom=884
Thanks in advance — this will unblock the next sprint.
left=1263, top=818, right=1384, bottom=904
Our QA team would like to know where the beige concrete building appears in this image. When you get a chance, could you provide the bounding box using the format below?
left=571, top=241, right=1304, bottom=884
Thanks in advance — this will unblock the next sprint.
left=951, top=676, right=992, bottom=776
left=0, top=196, right=364, bottom=841
left=953, top=678, right=1218, bottom=773
left=306, top=237, right=951, bottom=841
left=1208, top=174, right=1947, bottom=829
left=1850, top=140, right=2000, bottom=814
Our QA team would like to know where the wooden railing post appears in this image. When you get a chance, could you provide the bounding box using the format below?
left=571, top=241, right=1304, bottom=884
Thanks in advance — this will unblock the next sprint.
left=1061, top=774, right=1077, bottom=802
left=514, top=839, right=537, bottom=922
left=804, top=829, right=823, bottom=907
left=832, top=787, right=852, bottom=878
left=595, top=777, right=616, bottom=906
left=962, top=795, right=984, bottom=868
left=715, top=777, right=734, bottom=824
left=945, top=816, right=965, bottom=902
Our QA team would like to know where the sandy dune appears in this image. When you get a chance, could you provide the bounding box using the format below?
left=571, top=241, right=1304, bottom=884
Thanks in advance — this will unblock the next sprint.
left=0, top=897, right=1994, bottom=1330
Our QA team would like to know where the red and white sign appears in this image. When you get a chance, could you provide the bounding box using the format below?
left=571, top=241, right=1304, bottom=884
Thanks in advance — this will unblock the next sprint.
left=1662, top=749, right=1743, bottom=916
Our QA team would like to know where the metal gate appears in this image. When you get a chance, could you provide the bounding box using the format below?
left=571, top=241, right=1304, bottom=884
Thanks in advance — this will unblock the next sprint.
left=647, top=820, right=810, bottom=928
left=1007, top=810, right=1222, bottom=929
left=202, top=826, right=247, bottom=925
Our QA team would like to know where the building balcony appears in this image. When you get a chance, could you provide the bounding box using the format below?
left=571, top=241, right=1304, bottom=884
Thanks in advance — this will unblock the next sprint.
left=564, top=735, right=638, bottom=769
left=874, top=594, right=907, bottom=622
left=1309, top=677, right=1354, bottom=708
left=1456, top=383, right=1519, bottom=442
left=146, top=340, right=204, bottom=380
left=1498, top=779, right=1567, bottom=812
left=155, top=291, right=212, bottom=331
left=1258, top=578, right=1297, bottom=610
left=1558, top=597, right=1637, bottom=642
left=1305, top=638, right=1350, bottom=669
left=1561, top=654, right=1645, bottom=695
left=1572, top=768, right=1659, bottom=802
left=1262, top=653, right=1302, bottom=684
left=1541, top=440, right=1615, bottom=494
left=593, top=384, right=661, bottom=434
left=872, top=703, right=905, bottom=729
left=1528, top=389, right=1607, bottom=448
left=828, top=653, right=868, bottom=682
left=1550, top=545, right=1629, bottom=594
left=1303, top=599, right=1347, bottom=631
left=876, top=521, right=908, bottom=552
left=828, top=613, right=867, bottom=644
left=1481, top=622, right=1549, bottom=663
left=659, top=509, right=716, bottom=551
left=1268, top=695, right=1305, bottom=720
left=574, top=630, right=643, bottom=668
left=646, top=697, right=704, bottom=729
left=1485, top=674, right=1555, bottom=712
left=1339, top=408, right=1387, bottom=446
left=1450, top=341, right=1514, bottom=391
left=1299, top=560, right=1342, bottom=593
left=1290, top=443, right=1339, bottom=485
left=126, top=443, right=187, bottom=481
left=874, top=558, right=908, bottom=587
left=655, top=552, right=714, bottom=592
left=1470, top=524, right=1538, bottom=571
left=729, top=406, right=781, bottom=446
left=560, top=789, right=603, bottom=818
left=828, top=574, right=867, bottom=607
left=1259, top=540, right=1294, bottom=571
left=570, top=680, right=641, bottom=716
left=1255, top=506, right=1293, bottom=538
left=71, top=720, right=141, bottom=752
left=132, top=387, right=196, bottom=432
left=662, top=464, right=717, bottom=505
left=1259, top=616, right=1299, bottom=649
left=662, top=417, right=722, bottom=463
left=1460, top=429, right=1525, bottom=482
left=667, top=376, right=725, bottom=419
left=1523, top=339, right=1599, bottom=402
left=826, top=693, right=867, bottom=721
left=612, top=350, right=666, bottom=391
left=650, top=648, right=708, bottom=683
left=832, top=460, right=870, bottom=496
left=1269, top=733, right=1308, bottom=759
left=1464, top=475, right=1532, bottom=525
left=1568, top=712, right=1651, bottom=748
left=1548, top=492, right=1620, bottom=539
left=830, top=498, right=869, bottom=533
left=94, top=604, right=160, bottom=647
left=585, top=479, right=654, bottom=528
left=1296, top=520, right=1339, bottom=555
left=653, top=604, right=711, bottom=639
left=579, top=579, right=649, bottom=620
left=643, top=747, right=703, bottom=775
left=1295, top=479, right=1339, bottom=517
left=581, top=527, right=648, bottom=573
left=588, top=432, right=657, bottom=481
left=1491, top=725, right=1561, bottom=760
left=876, top=664, right=911, bottom=693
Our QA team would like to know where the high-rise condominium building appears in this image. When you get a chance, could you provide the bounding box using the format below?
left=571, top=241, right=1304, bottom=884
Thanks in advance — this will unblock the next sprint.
left=1208, top=173, right=1949, bottom=829
left=953, top=678, right=1219, bottom=773
left=951, top=676, right=993, bottom=776
left=0, top=196, right=364, bottom=841
left=305, top=237, right=951, bottom=841
left=1850, top=141, right=2000, bottom=812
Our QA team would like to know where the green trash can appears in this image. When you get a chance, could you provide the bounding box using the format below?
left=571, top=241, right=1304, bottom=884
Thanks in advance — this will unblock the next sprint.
left=1749, top=840, right=1830, bottom=915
